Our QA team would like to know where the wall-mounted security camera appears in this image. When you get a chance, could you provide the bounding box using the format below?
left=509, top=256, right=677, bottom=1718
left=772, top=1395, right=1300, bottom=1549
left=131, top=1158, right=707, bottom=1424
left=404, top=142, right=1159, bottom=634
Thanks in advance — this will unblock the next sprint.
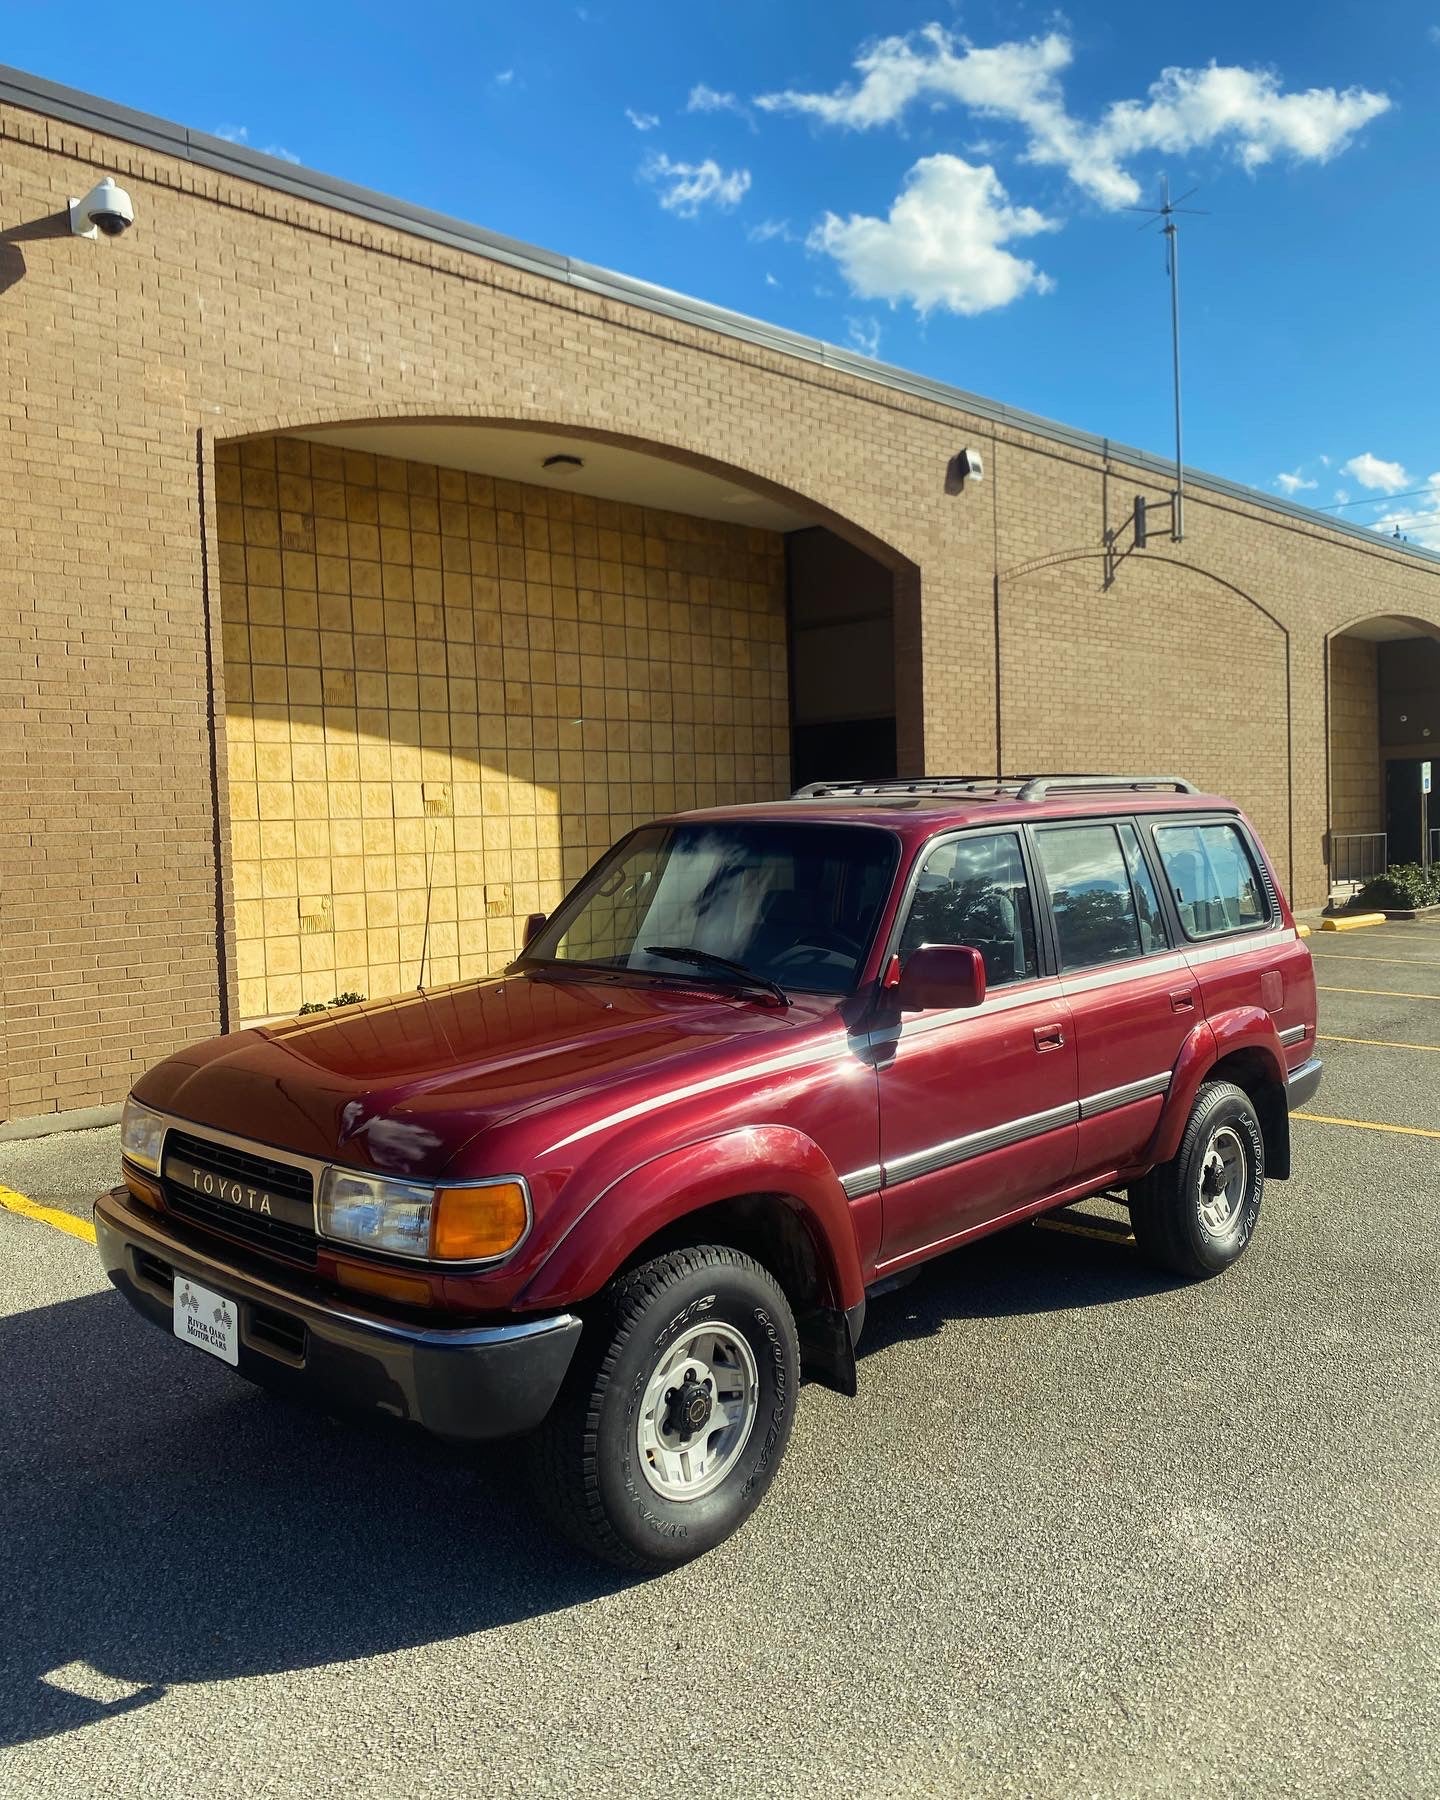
left=69, top=177, right=135, bottom=239
left=955, top=447, right=984, bottom=483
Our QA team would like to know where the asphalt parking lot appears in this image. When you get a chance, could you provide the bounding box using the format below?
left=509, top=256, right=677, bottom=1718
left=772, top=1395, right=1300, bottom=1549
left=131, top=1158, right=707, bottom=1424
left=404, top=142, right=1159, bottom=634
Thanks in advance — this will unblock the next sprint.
left=2, top=921, right=1436, bottom=1799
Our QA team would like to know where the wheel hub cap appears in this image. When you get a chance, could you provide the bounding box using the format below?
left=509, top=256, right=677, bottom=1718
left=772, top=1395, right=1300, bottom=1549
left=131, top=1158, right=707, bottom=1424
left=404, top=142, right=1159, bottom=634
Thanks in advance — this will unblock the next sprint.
left=664, top=1375, right=714, bottom=1442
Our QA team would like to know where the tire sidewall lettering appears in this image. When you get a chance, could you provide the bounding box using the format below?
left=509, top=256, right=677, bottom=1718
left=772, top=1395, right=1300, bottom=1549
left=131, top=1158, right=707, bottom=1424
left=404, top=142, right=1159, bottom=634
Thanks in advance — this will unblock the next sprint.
left=615, top=1279, right=795, bottom=1543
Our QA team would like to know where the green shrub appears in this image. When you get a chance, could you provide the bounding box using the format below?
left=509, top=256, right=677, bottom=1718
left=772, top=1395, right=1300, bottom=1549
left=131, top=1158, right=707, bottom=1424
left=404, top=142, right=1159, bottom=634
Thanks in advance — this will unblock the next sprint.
left=1356, top=863, right=1440, bottom=909
left=297, top=990, right=367, bottom=1016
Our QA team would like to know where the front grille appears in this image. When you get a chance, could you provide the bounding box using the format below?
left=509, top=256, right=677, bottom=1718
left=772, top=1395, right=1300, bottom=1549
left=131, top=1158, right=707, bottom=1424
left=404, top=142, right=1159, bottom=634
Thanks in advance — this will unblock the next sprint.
left=163, top=1129, right=318, bottom=1266
left=164, top=1186, right=319, bottom=1265
left=167, top=1131, right=313, bottom=1204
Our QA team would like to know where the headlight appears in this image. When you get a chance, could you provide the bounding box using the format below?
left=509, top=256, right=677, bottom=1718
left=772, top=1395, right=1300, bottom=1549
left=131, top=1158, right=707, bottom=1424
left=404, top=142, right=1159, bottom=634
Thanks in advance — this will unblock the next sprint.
left=120, top=1097, right=166, bottom=1173
left=317, top=1171, right=530, bottom=1263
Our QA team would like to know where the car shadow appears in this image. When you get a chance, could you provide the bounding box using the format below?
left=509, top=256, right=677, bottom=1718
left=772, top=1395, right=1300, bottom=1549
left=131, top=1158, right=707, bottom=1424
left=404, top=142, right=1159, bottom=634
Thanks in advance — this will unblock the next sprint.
left=858, top=1220, right=1184, bottom=1358
left=4, top=1224, right=1178, bottom=1747
left=0, top=1286, right=636, bottom=1748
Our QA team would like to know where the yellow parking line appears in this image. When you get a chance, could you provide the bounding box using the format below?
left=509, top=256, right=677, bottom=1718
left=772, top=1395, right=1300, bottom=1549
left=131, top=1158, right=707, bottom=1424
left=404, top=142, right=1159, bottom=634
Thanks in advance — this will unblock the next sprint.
left=1317, top=986, right=1440, bottom=1002
left=1312, top=952, right=1440, bottom=967
left=1293, top=1113, right=1440, bottom=1142
left=1318, top=1033, right=1440, bottom=1053
left=0, top=1184, right=97, bottom=1244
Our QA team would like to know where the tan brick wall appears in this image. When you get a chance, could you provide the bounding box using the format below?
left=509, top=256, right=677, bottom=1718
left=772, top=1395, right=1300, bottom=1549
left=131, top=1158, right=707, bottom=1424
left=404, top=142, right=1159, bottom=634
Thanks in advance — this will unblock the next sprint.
left=215, top=436, right=787, bottom=1019
left=1328, top=637, right=1381, bottom=836
left=5, top=93, right=1440, bottom=1118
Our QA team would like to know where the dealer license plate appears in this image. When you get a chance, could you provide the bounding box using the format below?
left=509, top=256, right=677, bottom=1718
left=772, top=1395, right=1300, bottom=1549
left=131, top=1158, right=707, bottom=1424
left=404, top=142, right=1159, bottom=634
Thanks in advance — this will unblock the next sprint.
left=173, top=1275, right=239, bottom=1366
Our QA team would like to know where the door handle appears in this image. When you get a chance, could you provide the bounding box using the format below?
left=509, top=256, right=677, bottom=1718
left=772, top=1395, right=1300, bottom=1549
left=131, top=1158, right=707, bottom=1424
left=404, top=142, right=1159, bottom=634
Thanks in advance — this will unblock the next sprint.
left=1169, top=989, right=1196, bottom=1013
left=1033, top=1023, right=1066, bottom=1052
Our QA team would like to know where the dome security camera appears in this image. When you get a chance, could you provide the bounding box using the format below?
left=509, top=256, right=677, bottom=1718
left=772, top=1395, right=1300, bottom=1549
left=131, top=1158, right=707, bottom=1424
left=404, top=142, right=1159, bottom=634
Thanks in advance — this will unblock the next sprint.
left=70, top=177, right=135, bottom=239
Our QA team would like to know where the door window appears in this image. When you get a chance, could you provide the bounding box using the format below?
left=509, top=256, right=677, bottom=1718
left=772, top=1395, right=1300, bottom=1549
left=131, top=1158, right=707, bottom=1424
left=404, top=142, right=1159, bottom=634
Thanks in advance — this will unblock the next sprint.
left=898, top=831, right=1038, bottom=986
left=1034, top=824, right=1146, bottom=970
left=1153, top=822, right=1270, bottom=938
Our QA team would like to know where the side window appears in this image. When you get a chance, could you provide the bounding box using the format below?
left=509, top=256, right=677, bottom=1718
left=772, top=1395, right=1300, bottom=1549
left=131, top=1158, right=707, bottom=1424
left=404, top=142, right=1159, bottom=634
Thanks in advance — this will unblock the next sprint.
left=1118, top=822, right=1166, bottom=954
left=1034, top=824, right=1144, bottom=970
left=1154, top=822, right=1270, bottom=938
left=899, top=831, right=1038, bottom=987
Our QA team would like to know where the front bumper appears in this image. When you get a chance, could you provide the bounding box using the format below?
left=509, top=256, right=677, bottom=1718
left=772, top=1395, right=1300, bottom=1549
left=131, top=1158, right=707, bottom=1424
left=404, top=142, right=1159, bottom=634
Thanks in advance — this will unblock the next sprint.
left=93, top=1187, right=581, bottom=1441
left=1286, top=1055, right=1323, bottom=1111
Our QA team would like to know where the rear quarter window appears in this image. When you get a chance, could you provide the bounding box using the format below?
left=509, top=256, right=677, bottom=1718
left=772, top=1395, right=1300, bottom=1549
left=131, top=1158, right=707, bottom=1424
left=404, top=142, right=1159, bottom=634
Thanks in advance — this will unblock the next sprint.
left=1153, top=821, right=1271, bottom=939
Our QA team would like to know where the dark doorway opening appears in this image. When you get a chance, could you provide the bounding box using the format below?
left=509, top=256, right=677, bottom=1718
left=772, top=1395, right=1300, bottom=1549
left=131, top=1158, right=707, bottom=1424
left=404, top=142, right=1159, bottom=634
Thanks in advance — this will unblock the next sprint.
left=1385, top=758, right=1431, bottom=866
left=785, top=528, right=896, bottom=790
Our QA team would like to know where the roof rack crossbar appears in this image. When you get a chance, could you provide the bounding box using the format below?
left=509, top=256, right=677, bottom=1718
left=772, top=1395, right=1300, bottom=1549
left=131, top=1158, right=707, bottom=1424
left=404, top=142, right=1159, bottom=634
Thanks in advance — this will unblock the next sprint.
left=790, top=773, right=1199, bottom=802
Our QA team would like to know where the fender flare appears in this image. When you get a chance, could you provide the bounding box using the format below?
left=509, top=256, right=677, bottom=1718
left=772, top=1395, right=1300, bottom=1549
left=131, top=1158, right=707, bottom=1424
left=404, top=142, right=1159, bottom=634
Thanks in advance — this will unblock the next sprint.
left=1147, top=1008, right=1289, bottom=1169
left=516, top=1124, right=866, bottom=1315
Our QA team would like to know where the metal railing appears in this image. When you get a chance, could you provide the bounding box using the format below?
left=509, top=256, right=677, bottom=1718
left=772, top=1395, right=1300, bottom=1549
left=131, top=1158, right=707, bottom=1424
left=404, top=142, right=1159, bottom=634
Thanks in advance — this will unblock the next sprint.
left=1330, top=832, right=1387, bottom=888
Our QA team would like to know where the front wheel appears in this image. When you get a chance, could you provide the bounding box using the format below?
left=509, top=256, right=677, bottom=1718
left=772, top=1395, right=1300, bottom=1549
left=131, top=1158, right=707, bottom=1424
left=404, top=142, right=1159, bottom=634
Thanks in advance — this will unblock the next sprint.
left=1129, top=1079, right=1265, bottom=1279
left=526, top=1245, right=800, bottom=1570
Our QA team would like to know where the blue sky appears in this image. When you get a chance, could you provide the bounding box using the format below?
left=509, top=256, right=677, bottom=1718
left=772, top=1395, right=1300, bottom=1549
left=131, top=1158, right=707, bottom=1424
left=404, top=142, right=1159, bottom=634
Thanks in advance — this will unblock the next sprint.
left=5, top=1, right=1439, bottom=541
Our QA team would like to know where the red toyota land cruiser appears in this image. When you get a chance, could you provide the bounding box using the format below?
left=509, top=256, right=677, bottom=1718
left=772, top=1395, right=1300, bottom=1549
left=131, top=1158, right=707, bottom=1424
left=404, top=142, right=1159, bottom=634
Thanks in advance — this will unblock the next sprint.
left=97, top=774, right=1320, bottom=1568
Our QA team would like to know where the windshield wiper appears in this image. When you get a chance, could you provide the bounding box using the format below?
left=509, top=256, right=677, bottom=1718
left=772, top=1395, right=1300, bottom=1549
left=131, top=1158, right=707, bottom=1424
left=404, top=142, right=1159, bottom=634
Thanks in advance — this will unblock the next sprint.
left=643, top=945, right=790, bottom=1007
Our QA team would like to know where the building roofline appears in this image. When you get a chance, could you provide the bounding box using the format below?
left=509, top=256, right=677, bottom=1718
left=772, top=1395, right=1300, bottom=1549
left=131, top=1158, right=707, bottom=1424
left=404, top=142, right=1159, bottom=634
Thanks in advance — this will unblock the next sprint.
left=3, top=59, right=1436, bottom=573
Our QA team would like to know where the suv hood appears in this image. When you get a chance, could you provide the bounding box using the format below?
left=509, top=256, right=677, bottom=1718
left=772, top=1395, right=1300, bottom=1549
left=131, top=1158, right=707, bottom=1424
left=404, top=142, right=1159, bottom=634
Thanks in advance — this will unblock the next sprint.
left=134, top=972, right=840, bottom=1178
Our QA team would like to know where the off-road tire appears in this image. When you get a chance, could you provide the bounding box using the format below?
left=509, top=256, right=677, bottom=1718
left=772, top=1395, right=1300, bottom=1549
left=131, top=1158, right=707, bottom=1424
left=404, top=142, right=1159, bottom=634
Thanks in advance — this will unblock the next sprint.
left=1129, top=1079, right=1265, bottom=1279
left=526, top=1244, right=799, bottom=1571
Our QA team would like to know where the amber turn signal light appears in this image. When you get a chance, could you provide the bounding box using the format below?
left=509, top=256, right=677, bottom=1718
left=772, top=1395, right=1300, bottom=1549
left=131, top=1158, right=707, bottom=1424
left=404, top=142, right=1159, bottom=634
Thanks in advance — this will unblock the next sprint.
left=123, top=1168, right=163, bottom=1211
left=432, top=1181, right=529, bottom=1261
left=335, top=1261, right=434, bottom=1307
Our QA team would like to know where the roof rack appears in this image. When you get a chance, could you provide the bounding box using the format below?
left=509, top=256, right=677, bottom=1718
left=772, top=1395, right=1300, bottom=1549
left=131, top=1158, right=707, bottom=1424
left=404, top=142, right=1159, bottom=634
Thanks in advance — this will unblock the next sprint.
left=790, top=773, right=1200, bottom=802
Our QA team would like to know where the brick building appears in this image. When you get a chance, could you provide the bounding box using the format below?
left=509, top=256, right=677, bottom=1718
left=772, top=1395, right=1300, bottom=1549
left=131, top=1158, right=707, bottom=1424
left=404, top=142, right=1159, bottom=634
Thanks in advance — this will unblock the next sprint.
left=3, top=65, right=1438, bottom=1127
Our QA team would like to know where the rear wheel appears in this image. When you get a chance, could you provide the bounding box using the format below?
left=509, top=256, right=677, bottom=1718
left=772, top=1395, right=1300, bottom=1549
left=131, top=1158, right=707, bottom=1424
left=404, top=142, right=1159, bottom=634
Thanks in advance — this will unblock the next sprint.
left=526, top=1244, right=800, bottom=1570
left=1129, top=1079, right=1265, bottom=1278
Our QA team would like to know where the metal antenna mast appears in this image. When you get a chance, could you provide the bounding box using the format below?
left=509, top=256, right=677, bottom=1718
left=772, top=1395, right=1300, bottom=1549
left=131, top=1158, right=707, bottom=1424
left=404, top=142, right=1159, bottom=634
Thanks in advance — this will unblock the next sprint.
left=1130, top=176, right=1207, bottom=543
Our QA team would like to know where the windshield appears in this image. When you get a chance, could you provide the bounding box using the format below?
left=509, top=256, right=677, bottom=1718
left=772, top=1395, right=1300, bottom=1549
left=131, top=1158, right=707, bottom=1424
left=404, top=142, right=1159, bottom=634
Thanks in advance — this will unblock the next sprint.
left=523, top=821, right=899, bottom=995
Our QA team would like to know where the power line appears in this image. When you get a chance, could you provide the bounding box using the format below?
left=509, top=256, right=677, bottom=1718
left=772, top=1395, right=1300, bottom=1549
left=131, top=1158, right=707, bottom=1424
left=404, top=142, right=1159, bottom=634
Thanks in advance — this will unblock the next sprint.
left=1316, top=484, right=1437, bottom=512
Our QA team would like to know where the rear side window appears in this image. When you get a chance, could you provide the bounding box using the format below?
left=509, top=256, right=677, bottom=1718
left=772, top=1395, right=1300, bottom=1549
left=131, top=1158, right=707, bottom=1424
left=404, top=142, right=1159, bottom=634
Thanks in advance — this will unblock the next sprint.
left=1034, top=824, right=1145, bottom=970
left=899, top=830, right=1038, bottom=987
left=1154, top=822, right=1270, bottom=938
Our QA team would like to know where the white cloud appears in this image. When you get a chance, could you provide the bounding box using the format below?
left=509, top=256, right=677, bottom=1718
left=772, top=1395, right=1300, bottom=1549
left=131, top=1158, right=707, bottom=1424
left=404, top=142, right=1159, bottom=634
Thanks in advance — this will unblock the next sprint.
left=495, top=69, right=515, bottom=86
left=688, top=84, right=755, bottom=129
left=764, top=272, right=781, bottom=287
left=689, top=83, right=738, bottom=113
left=757, top=26, right=1390, bottom=208
left=747, top=217, right=797, bottom=243
left=212, top=124, right=300, bottom=164
left=642, top=153, right=751, bottom=216
left=1333, top=487, right=1351, bottom=505
left=1276, top=469, right=1318, bottom=495
left=626, top=108, right=660, bottom=131
left=846, top=316, right=882, bottom=358
left=1365, top=473, right=1440, bottom=550
left=1342, top=452, right=1411, bottom=493
left=808, top=153, right=1057, bottom=316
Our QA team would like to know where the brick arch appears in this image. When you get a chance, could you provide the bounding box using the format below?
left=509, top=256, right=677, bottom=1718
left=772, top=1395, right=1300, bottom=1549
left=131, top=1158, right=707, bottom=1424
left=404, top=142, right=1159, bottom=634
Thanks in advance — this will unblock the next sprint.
left=202, top=417, right=926, bottom=1022
left=1328, top=609, right=1440, bottom=643
left=1324, top=612, right=1440, bottom=894
left=208, top=408, right=922, bottom=583
left=998, top=549, right=1293, bottom=888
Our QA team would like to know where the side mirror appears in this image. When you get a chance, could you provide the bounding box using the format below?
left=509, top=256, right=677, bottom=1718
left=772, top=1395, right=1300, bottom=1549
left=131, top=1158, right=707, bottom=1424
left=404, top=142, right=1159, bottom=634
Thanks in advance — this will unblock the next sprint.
left=522, top=912, right=547, bottom=950
left=895, top=944, right=987, bottom=1012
